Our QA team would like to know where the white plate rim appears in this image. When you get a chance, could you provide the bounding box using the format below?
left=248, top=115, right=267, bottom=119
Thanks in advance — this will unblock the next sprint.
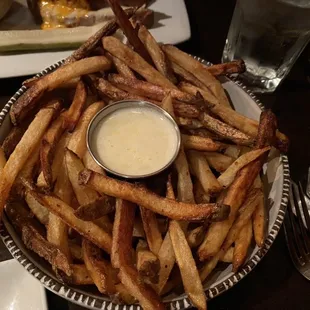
left=0, top=57, right=290, bottom=310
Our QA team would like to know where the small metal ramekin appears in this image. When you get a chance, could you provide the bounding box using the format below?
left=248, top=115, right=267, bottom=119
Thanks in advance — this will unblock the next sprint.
left=87, top=100, right=181, bottom=179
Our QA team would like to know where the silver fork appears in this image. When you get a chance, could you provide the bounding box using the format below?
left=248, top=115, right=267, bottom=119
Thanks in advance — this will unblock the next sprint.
left=284, top=181, right=310, bottom=280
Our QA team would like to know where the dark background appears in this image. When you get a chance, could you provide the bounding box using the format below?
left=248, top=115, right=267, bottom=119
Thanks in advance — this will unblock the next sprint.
left=1, top=0, right=310, bottom=309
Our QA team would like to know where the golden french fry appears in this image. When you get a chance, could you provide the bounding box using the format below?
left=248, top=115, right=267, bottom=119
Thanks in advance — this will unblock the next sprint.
left=136, top=240, right=160, bottom=284
left=233, top=220, right=253, bottom=272
left=162, top=44, right=230, bottom=107
left=138, top=24, right=177, bottom=83
left=218, top=147, right=271, bottom=188
left=198, top=110, right=276, bottom=261
left=224, top=145, right=241, bottom=159
left=29, top=190, right=112, bottom=253
left=194, top=181, right=210, bottom=204
left=253, top=184, right=266, bottom=247
left=106, top=51, right=136, bottom=79
left=62, top=264, right=94, bottom=285
left=182, top=134, right=222, bottom=152
left=10, top=57, right=111, bottom=125
left=199, top=251, right=221, bottom=282
left=169, top=220, right=207, bottom=310
left=221, top=246, right=234, bottom=263
left=188, top=150, right=222, bottom=196
left=204, top=152, right=234, bottom=173
left=206, top=60, right=246, bottom=76
left=102, top=36, right=176, bottom=89
left=25, top=190, right=49, bottom=225
left=82, top=151, right=105, bottom=174
left=140, top=206, right=163, bottom=255
left=187, top=226, right=206, bottom=248
left=177, top=117, right=203, bottom=129
left=79, top=169, right=229, bottom=221
left=69, top=241, right=83, bottom=262
left=82, top=238, right=116, bottom=294
left=0, top=103, right=60, bottom=217
left=67, top=101, right=105, bottom=158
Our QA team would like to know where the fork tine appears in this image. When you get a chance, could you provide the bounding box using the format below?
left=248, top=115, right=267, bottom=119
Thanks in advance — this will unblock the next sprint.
left=298, top=181, right=310, bottom=232
left=287, top=183, right=307, bottom=264
left=292, top=183, right=310, bottom=256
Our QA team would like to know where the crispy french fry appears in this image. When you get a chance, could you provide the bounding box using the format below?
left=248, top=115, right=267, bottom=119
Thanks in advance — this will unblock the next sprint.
left=182, top=134, right=222, bottom=152
left=188, top=128, right=224, bottom=141
left=253, top=185, right=266, bottom=247
left=111, top=199, right=136, bottom=268
left=108, top=74, right=195, bottom=103
left=140, top=206, right=163, bottom=255
left=67, top=101, right=105, bottom=158
left=188, top=150, right=222, bottom=196
left=37, top=132, right=71, bottom=188
left=106, top=52, right=136, bottom=79
left=102, top=36, right=176, bottom=89
left=136, top=240, right=160, bottom=284
left=177, top=117, right=203, bottom=129
left=29, top=190, right=112, bottom=253
left=204, top=152, right=234, bottom=172
left=169, top=220, right=207, bottom=310
left=224, top=145, right=241, bottom=159
left=199, top=251, right=221, bottom=282
left=74, top=196, right=115, bottom=221
left=25, top=190, right=49, bottom=225
left=187, top=226, right=206, bottom=248
left=233, top=220, right=253, bottom=272
left=65, top=149, right=101, bottom=205
left=170, top=61, right=206, bottom=89
left=206, top=60, right=246, bottom=76
left=162, top=44, right=230, bottom=107
left=83, top=151, right=105, bottom=174
left=218, top=147, right=271, bottom=188
left=62, top=264, right=94, bottom=285
left=198, top=110, right=276, bottom=260
left=0, top=103, right=60, bottom=217
left=82, top=238, right=116, bottom=294
left=2, top=126, right=25, bottom=159
left=138, top=24, right=176, bottom=83
left=199, top=112, right=254, bottom=146
left=194, top=181, right=210, bottom=204
left=10, top=57, right=111, bottom=125
left=79, top=169, right=229, bottom=221
left=179, top=81, right=289, bottom=152
left=69, top=241, right=83, bottom=262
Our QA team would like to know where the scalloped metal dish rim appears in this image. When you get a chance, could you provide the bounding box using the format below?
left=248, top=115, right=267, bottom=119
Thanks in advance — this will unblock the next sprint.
left=0, top=56, right=290, bottom=310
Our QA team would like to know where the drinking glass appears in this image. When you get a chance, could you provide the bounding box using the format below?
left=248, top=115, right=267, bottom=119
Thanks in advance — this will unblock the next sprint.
left=222, top=0, right=310, bottom=93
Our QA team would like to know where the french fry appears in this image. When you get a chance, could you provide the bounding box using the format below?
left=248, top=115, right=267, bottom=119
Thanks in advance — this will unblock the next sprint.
left=62, top=264, right=94, bottom=285
left=74, top=196, right=115, bottom=221
left=218, top=147, right=271, bottom=188
left=0, top=103, right=60, bottom=217
left=29, top=190, right=112, bottom=253
left=102, top=36, right=176, bottom=89
left=2, top=126, right=25, bottom=159
left=182, top=134, right=222, bottom=152
left=138, top=24, right=177, bottom=83
left=199, top=251, right=221, bottom=282
left=115, top=283, right=137, bottom=304
left=198, top=110, right=276, bottom=260
left=140, top=206, right=163, bottom=255
left=253, top=183, right=266, bottom=247
left=206, top=60, right=246, bottom=76
left=233, top=220, right=253, bottom=272
left=65, top=149, right=101, bottom=205
left=25, top=190, right=49, bottom=225
left=108, top=74, right=195, bottom=103
left=170, top=61, right=206, bottom=89
left=10, top=57, right=111, bottom=125
left=204, top=152, right=234, bottom=173
left=194, top=181, right=210, bottom=204
left=133, top=216, right=145, bottom=238
left=169, top=220, right=207, bottom=310
left=188, top=128, right=224, bottom=142
left=111, top=199, right=136, bottom=268
left=187, top=226, right=206, bottom=248
left=37, top=132, right=71, bottom=188
left=67, top=101, right=105, bottom=158
left=94, top=217, right=113, bottom=234
left=106, top=52, right=136, bottom=79
left=79, top=169, right=229, bottom=221
left=199, top=112, right=254, bottom=146
left=82, top=238, right=116, bottom=294
left=162, top=44, right=230, bottom=107
left=177, top=117, right=203, bottom=129
left=224, top=145, right=241, bottom=159
left=83, top=151, right=105, bottom=174
left=69, top=241, right=83, bottom=262
left=188, top=150, right=222, bottom=196
left=136, top=240, right=160, bottom=284
left=179, top=81, right=289, bottom=152
left=47, top=156, right=73, bottom=260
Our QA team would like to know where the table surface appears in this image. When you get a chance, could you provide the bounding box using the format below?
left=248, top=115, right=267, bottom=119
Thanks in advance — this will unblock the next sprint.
left=0, top=0, right=310, bottom=309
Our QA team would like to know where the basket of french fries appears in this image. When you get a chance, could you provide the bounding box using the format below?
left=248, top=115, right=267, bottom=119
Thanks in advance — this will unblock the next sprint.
left=0, top=2, right=290, bottom=310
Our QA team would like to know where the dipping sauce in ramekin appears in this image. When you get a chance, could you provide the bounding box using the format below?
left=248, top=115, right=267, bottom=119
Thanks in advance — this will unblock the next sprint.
left=87, top=100, right=181, bottom=179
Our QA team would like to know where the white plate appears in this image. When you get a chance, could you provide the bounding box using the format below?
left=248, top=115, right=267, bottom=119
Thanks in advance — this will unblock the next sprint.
left=0, top=259, right=48, bottom=310
left=0, top=0, right=191, bottom=78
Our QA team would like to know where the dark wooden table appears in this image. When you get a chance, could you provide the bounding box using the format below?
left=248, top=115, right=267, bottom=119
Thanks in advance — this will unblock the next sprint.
left=1, top=0, right=310, bottom=309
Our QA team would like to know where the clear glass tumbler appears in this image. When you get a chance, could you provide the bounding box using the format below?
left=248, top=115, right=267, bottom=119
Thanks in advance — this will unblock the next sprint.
left=222, top=0, right=310, bottom=93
